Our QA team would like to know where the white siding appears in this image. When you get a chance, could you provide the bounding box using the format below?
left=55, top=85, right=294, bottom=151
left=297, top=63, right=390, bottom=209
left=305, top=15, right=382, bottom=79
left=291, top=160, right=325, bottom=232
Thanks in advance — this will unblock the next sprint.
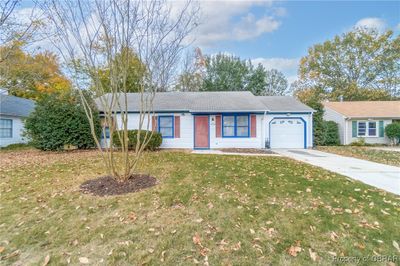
left=265, top=113, right=313, bottom=148
left=345, top=119, right=392, bottom=145
left=0, top=115, right=28, bottom=147
left=113, top=112, right=193, bottom=149
left=323, top=107, right=346, bottom=144
left=209, top=114, right=264, bottom=149
left=107, top=112, right=313, bottom=149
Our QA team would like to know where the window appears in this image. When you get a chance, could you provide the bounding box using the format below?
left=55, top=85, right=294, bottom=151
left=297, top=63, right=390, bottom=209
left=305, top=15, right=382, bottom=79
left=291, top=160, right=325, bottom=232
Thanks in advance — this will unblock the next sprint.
left=368, top=122, right=377, bottom=136
left=357, top=122, right=366, bottom=136
left=358, top=121, right=377, bottom=137
left=222, top=115, right=249, bottom=137
left=223, top=116, right=235, bottom=137
left=102, top=127, right=110, bottom=138
left=0, top=119, right=12, bottom=138
left=158, top=116, right=174, bottom=138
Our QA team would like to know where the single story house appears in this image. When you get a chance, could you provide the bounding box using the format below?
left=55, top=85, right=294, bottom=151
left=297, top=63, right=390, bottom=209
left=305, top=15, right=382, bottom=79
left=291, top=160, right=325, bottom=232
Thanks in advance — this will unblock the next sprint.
left=0, top=94, right=35, bottom=147
left=98, top=91, right=314, bottom=149
left=323, top=101, right=400, bottom=145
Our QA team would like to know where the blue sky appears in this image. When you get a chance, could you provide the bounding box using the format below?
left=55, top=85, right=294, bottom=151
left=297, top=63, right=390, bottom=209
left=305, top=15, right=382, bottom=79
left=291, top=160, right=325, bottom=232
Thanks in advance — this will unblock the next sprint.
left=16, top=0, right=400, bottom=84
left=189, top=0, right=400, bottom=83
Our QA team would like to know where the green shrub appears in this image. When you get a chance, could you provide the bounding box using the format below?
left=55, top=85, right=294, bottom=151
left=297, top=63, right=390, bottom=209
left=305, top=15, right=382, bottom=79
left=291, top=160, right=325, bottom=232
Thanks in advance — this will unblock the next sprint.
left=321, top=121, right=340, bottom=146
left=112, top=130, right=162, bottom=151
left=349, top=138, right=369, bottom=146
left=385, top=123, right=400, bottom=145
left=24, top=92, right=101, bottom=151
left=0, top=143, right=33, bottom=150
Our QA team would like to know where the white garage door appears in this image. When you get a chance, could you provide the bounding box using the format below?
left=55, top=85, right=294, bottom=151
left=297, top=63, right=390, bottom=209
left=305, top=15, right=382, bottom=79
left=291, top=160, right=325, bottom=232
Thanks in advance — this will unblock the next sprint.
left=270, top=118, right=305, bottom=149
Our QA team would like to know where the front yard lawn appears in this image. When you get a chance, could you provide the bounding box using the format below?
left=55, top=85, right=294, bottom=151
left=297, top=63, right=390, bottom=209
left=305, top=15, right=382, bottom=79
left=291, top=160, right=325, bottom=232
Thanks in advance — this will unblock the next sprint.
left=317, top=146, right=400, bottom=167
left=1, top=150, right=399, bottom=265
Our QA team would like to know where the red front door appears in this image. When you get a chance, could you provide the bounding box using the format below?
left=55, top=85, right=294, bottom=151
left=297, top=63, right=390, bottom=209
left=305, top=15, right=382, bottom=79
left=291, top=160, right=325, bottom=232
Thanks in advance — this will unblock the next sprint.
left=194, top=116, right=209, bottom=149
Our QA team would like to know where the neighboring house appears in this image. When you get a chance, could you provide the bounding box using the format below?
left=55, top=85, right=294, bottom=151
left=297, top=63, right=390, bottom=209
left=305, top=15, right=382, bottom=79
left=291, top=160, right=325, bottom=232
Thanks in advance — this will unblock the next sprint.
left=323, top=101, right=400, bottom=145
left=97, top=91, right=314, bottom=149
left=0, top=95, right=35, bottom=147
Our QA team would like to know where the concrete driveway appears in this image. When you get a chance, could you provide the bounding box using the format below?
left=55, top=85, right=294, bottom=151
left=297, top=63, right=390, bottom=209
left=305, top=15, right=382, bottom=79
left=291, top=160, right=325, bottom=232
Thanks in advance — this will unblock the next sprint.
left=274, top=149, right=400, bottom=195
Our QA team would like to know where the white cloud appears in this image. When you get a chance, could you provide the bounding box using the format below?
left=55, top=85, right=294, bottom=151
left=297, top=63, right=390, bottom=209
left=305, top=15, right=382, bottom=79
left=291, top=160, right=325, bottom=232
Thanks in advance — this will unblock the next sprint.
left=354, top=17, right=386, bottom=32
left=251, top=57, right=300, bottom=84
left=251, top=57, right=299, bottom=72
left=188, top=1, right=283, bottom=46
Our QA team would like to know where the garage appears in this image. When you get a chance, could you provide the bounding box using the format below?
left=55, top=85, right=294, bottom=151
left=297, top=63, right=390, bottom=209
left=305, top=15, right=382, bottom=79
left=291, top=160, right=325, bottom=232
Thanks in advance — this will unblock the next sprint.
left=269, top=118, right=306, bottom=149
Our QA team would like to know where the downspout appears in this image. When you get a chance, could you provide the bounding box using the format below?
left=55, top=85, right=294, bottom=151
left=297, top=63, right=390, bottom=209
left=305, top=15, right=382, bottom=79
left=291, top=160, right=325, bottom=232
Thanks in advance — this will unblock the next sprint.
left=263, top=110, right=268, bottom=148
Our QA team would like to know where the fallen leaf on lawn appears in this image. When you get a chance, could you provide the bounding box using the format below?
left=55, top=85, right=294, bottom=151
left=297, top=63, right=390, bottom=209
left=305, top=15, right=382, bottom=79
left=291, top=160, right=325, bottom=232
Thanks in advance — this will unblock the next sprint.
left=195, top=218, right=203, bottom=223
left=380, top=209, right=390, bottom=215
left=160, top=251, right=166, bottom=262
left=344, top=209, right=352, bottom=214
left=306, top=188, right=311, bottom=193
left=148, top=248, right=154, bottom=253
left=250, top=229, right=255, bottom=234
left=308, top=249, right=318, bottom=261
left=72, top=239, right=78, bottom=246
left=231, top=242, right=241, bottom=251
left=355, top=243, right=365, bottom=250
left=219, top=239, right=228, bottom=246
left=193, top=233, right=202, bottom=246
left=200, top=247, right=209, bottom=256
left=79, top=257, right=89, bottom=264
left=0, top=247, right=4, bottom=253
left=128, top=212, right=137, bottom=222
left=42, top=254, right=50, bottom=266
left=288, top=245, right=302, bottom=257
left=330, top=232, right=339, bottom=241
left=393, top=240, right=400, bottom=253
left=1, top=250, right=20, bottom=260
left=253, top=243, right=263, bottom=254
left=328, top=251, right=337, bottom=256
left=266, top=221, right=273, bottom=225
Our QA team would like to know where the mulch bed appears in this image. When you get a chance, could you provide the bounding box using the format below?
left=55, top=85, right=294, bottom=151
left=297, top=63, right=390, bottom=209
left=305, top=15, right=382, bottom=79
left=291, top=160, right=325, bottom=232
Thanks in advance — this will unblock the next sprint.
left=219, top=148, right=276, bottom=154
left=80, top=174, right=157, bottom=196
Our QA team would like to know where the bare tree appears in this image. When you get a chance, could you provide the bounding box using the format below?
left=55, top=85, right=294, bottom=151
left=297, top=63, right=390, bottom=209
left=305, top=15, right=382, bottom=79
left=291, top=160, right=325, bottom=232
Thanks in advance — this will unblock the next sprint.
left=42, top=0, right=199, bottom=182
left=0, top=0, right=42, bottom=63
left=174, top=47, right=205, bottom=91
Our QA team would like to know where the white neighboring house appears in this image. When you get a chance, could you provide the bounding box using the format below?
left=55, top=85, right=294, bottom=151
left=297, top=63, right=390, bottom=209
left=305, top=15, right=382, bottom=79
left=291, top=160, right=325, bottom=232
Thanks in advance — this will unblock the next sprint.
left=0, top=95, right=35, bottom=147
left=97, top=91, right=314, bottom=149
left=323, top=101, right=400, bottom=145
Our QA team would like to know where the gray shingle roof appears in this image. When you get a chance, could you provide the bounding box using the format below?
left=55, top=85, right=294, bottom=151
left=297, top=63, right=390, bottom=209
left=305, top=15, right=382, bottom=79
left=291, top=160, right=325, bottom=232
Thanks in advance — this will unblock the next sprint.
left=96, top=91, right=314, bottom=113
left=0, top=94, right=35, bottom=117
left=257, top=96, right=314, bottom=112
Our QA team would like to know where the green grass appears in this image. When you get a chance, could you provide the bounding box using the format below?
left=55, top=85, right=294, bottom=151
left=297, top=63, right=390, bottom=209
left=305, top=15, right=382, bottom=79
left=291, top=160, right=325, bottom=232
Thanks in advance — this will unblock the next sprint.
left=317, top=146, right=400, bottom=167
left=0, top=143, right=34, bottom=151
left=0, top=150, right=399, bottom=265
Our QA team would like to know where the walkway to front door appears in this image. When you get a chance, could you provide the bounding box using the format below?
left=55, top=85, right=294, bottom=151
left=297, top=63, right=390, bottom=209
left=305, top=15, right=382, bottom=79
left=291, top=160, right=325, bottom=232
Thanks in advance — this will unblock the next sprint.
left=194, top=116, right=209, bottom=149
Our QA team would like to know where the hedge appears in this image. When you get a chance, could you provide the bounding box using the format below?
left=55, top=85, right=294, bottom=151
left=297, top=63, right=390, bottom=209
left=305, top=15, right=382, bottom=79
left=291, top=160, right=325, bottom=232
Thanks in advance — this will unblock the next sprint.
left=24, top=92, right=101, bottom=151
left=321, top=120, right=340, bottom=146
left=112, top=129, right=162, bottom=151
left=385, top=123, right=400, bottom=145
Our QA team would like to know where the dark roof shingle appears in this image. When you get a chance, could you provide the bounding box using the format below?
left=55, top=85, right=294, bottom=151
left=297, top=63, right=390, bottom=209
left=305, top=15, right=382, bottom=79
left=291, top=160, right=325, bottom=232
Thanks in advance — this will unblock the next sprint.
left=96, top=91, right=314, bottom=113
left=0, top=95, right=35, bottom=117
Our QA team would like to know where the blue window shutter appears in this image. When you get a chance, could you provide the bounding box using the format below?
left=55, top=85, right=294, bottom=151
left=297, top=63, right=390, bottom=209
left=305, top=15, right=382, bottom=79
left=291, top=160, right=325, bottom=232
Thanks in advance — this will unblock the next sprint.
left=379, top=121, right=384, bottom=137
left=352, top=121, right=357, bottom=137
